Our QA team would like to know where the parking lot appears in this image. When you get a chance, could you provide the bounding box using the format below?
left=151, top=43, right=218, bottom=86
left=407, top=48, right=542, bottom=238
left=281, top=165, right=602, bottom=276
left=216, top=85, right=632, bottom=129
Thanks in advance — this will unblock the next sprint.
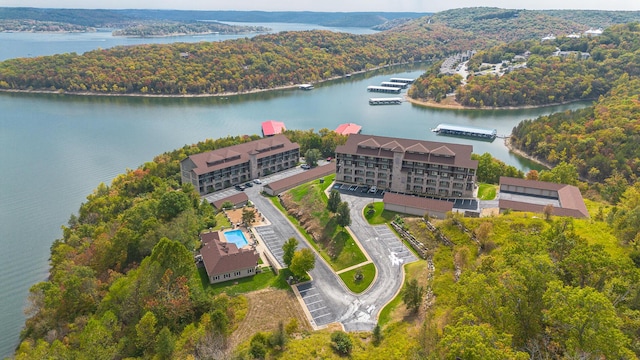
left=296, top=283, right=334, bottom=327
left=254, top=227, right=287, bottom=267
left=373, top=226, right=415, bottom=265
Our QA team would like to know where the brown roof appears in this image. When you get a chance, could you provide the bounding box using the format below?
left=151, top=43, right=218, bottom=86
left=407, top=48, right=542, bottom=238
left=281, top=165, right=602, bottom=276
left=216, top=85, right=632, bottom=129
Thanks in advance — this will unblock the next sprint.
left=199, top=231, right=258, bottom=276
left=184, top=134, right=299, bottom=176
left=336, top=134, right=477, bottom=169
left=500, top=176, right=564, bottom=191
left=264, top=163, right=336, bottom=195
left=212, top=192, right=249, bottom=209
left=383, top=192, right=454, bottom=213
left=498, top=199, right=589, bottom=218
left=499, top=177, right=589, bottom=218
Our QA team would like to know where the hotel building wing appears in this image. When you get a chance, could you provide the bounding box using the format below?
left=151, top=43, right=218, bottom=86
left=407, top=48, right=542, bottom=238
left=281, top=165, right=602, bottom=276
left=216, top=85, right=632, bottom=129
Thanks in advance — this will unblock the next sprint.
left=335, top=134, right=477, bottom=198
left=181, top=134, right=300, bottom=195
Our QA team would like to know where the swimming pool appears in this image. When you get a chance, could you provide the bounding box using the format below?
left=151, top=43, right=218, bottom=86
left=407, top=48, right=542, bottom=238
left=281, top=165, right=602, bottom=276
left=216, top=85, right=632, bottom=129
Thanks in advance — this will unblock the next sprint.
left=223, top=229, right=249, bottom=248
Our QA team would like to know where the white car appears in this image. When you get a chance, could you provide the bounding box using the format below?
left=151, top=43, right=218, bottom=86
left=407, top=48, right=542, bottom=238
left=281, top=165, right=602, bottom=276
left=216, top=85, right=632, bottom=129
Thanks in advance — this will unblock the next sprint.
left=368, top=186, right=377, bottom=193
left=253, top=179, right=262, bottom=184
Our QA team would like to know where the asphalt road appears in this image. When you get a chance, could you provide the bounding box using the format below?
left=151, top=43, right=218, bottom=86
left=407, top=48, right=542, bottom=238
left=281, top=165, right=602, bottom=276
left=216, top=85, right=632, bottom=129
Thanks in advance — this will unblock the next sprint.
left=203, top=175, right=417, bottom=331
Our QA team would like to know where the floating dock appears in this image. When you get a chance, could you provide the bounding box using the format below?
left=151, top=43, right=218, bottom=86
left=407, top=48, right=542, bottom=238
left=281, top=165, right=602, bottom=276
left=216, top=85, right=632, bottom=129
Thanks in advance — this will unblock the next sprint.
left=369, top=97, right=403, bottom=105
left=432, top=123, right=497, bottom=140
left=298, top=84, right=314, bottom=90
left=367, top=85, right=401, bottom=94
left=381, top=81, right=408, bottom=89
left=389, top=77, right=415, bottom=84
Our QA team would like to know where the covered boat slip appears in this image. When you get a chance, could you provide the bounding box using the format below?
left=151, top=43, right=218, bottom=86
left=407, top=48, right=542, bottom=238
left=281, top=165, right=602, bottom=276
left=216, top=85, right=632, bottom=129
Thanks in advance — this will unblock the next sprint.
left=389, top=77, right=415, bottom=84
left=369, top=97, right=403, bottom=105
left=432, top=123, right=497, bottom=140
left=380, top=81, right=408, bottom=89
left=367, top=85, right=402, bottom=94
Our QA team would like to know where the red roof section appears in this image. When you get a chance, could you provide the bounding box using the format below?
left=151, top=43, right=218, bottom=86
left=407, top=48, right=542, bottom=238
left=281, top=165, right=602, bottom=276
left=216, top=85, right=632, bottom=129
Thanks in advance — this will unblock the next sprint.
left=262, top=120, right=286, bottom=136
left=498, top=177, right=589, bottom=218
left=335, top=123, right=362, bottom=135
left=199, top=231, right=259, bottom=276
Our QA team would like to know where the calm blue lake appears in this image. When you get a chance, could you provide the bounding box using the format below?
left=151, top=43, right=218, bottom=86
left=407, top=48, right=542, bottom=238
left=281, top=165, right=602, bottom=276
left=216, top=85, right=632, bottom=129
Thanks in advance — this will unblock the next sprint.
left=0, top=25, right=590, bottom=357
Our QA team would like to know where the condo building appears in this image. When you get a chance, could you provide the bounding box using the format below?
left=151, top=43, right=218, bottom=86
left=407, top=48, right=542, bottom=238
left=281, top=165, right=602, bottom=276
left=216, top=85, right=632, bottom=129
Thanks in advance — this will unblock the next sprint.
left=335, top=134, right=478, bottom=198
left=181, top=134, right=300, bottom=195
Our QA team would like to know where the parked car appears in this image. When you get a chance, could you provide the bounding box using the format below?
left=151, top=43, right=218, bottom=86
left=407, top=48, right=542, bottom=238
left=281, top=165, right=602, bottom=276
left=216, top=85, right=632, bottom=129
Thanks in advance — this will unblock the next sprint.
left=326, top=157, right=332, bottom=161
left=253, top=179, right=262, bottom=184
left=245, top=182, right=253, bottom=187
left=368, top=186, right=377, bottom=193
left=301, top=164, right=311, bottom=169
left=348, top=185, right=357, bottom=191
left=235, top=184, right=245, bottom=191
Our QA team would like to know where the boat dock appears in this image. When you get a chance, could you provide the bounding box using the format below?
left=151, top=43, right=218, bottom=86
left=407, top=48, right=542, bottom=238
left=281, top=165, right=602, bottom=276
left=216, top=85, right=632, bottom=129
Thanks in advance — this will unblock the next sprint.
left=389, top=77, right=415, bottom=84
left=367, top=85, right=401, bottom=94
left=432, top=123, right=497, bottom=140
left=298, top=84, right=314, bottom=90
left=380, top=81, right=407, bottom=89
left=369, top=97, right=403, bottom=105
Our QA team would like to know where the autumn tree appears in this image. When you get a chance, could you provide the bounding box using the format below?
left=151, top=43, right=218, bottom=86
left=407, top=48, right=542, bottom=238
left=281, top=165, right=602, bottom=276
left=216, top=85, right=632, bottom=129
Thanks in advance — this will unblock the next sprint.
left=282, top=237, right=298, bottom=268
left=289, top=248, right=315, bottom=279
left=402, top=278, right=424, bottom=313
left=327, top=190, right=341, bottom=213
left=242, top=208, right=256, bottom=226
left=335, top=201, right=351, bottom=228
left=305, top=148, right=321, bottom=167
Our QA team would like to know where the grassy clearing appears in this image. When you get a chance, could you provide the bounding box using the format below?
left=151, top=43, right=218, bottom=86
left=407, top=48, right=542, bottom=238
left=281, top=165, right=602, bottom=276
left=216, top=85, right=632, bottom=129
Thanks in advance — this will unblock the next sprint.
left=198, top=267, right=291, bottom=296
left=211, top=212, right=231, bottom=230
left=363, top=201, right=402, bottom=225
left=338, top=263, right=376, bottom=293
left=378, top=260, right=428, bottom=326
left=477, top=183, right=497, bottom=200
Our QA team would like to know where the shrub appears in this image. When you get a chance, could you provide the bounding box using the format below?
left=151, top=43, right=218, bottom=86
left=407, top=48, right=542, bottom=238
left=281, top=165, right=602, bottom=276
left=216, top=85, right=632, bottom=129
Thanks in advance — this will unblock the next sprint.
left=331, top=331, right=353, bottom=355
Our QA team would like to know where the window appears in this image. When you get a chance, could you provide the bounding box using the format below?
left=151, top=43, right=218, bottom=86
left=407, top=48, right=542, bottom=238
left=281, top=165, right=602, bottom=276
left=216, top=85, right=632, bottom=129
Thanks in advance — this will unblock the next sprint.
left=235, top=271, right=241, bottom=276
left=224, top=274, right=230, bottom=278
left=214, top=276, right=220, bottom=281
left=248, top=268, right=254, bottom=273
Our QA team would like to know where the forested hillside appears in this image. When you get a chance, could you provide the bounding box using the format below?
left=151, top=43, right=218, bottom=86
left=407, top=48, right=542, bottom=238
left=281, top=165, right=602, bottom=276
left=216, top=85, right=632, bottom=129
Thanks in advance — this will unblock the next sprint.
left=0, top=7, right=610, bottom=96
left=410, top=22, right=640, bottom=108
left=13, top=130, right=342, bottom=359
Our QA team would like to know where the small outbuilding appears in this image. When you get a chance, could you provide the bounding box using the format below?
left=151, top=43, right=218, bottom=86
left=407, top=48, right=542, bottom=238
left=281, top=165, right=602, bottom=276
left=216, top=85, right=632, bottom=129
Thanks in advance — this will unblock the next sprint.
left=212, top=192, right=249, bottom=210
left=383, top=192, right=453, bottom=219
left=498, top=177, right=589, bottom=218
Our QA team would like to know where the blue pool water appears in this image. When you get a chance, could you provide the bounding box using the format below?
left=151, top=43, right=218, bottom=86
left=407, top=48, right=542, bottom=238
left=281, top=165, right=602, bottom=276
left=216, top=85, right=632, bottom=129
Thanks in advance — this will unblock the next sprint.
left=224, top=230, right=249, bottom=248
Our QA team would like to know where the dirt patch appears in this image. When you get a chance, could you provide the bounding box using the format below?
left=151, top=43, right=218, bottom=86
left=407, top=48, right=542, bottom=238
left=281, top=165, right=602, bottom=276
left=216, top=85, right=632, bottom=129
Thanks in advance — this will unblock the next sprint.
left=227, top=288, right=312, bottom=351
left=225, top=207, right=265, bottom=227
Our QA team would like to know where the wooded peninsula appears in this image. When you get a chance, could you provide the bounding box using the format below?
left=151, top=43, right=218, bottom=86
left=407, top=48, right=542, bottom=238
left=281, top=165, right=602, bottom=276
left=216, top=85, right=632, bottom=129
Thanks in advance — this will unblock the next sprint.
left=7, top=6, right=640, bottom=360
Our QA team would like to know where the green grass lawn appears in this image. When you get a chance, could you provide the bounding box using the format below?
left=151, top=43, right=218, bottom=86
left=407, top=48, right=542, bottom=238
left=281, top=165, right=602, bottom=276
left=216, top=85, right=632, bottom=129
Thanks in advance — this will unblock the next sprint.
left=378, top=260, right=427, bottom=326
left=338, top=263, right=376, bottom=293
left=363, top=202, right=402, bottom=225
left=198, top=266, right=291, bottom=296
left=212, top=212, right=231, bottom=230
left=477, top=183, right=497, bottom=200
left=270, top=179, right=368, bottom=272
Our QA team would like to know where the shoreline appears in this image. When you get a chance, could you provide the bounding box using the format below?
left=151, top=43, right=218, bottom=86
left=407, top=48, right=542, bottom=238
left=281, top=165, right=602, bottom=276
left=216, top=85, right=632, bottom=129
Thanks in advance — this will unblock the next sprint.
left=406, top=96, right=595, bottom=111
left=0, top=63, right=413, bottom=99
left=503, top=136, right=552, bottom=170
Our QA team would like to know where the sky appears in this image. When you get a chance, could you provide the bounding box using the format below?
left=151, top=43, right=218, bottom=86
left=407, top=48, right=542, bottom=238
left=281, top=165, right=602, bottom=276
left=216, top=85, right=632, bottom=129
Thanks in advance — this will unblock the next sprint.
left=2, top=0, right=639, bottom=12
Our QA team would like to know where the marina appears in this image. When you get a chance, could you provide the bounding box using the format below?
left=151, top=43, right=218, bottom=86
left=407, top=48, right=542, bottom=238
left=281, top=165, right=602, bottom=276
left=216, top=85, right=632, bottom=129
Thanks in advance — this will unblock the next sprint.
left=369, top=97, right=403, bottom=105
left=432, top=123, right=498, bottom=141
left=367, top=85, right=401, bottom=94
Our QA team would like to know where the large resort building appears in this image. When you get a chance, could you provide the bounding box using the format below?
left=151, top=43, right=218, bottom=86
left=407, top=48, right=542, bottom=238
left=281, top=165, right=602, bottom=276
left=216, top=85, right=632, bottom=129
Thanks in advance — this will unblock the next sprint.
left=335, top=134, right=478, bottom=198
left=181, top=134, right=300, bottom=195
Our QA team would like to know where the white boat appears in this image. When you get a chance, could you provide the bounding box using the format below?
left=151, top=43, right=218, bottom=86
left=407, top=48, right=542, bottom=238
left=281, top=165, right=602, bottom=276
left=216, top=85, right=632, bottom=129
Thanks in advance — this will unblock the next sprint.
left=299, top=84, right=314, bottom=90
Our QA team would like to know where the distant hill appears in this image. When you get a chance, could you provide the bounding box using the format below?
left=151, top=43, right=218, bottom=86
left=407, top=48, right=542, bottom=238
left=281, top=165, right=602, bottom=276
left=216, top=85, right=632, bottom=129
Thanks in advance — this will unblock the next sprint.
left=0, top=7, right=429, bottom=28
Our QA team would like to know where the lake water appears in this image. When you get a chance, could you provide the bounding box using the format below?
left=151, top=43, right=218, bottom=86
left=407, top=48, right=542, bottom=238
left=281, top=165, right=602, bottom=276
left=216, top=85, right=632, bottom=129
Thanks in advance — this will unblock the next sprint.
left=0, top=27, right=590, bottom=357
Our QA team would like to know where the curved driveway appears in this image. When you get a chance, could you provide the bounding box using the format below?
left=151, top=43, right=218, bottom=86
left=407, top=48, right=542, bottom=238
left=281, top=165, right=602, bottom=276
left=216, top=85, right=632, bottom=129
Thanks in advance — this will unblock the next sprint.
left=243, top=183, right=416, bottom=331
